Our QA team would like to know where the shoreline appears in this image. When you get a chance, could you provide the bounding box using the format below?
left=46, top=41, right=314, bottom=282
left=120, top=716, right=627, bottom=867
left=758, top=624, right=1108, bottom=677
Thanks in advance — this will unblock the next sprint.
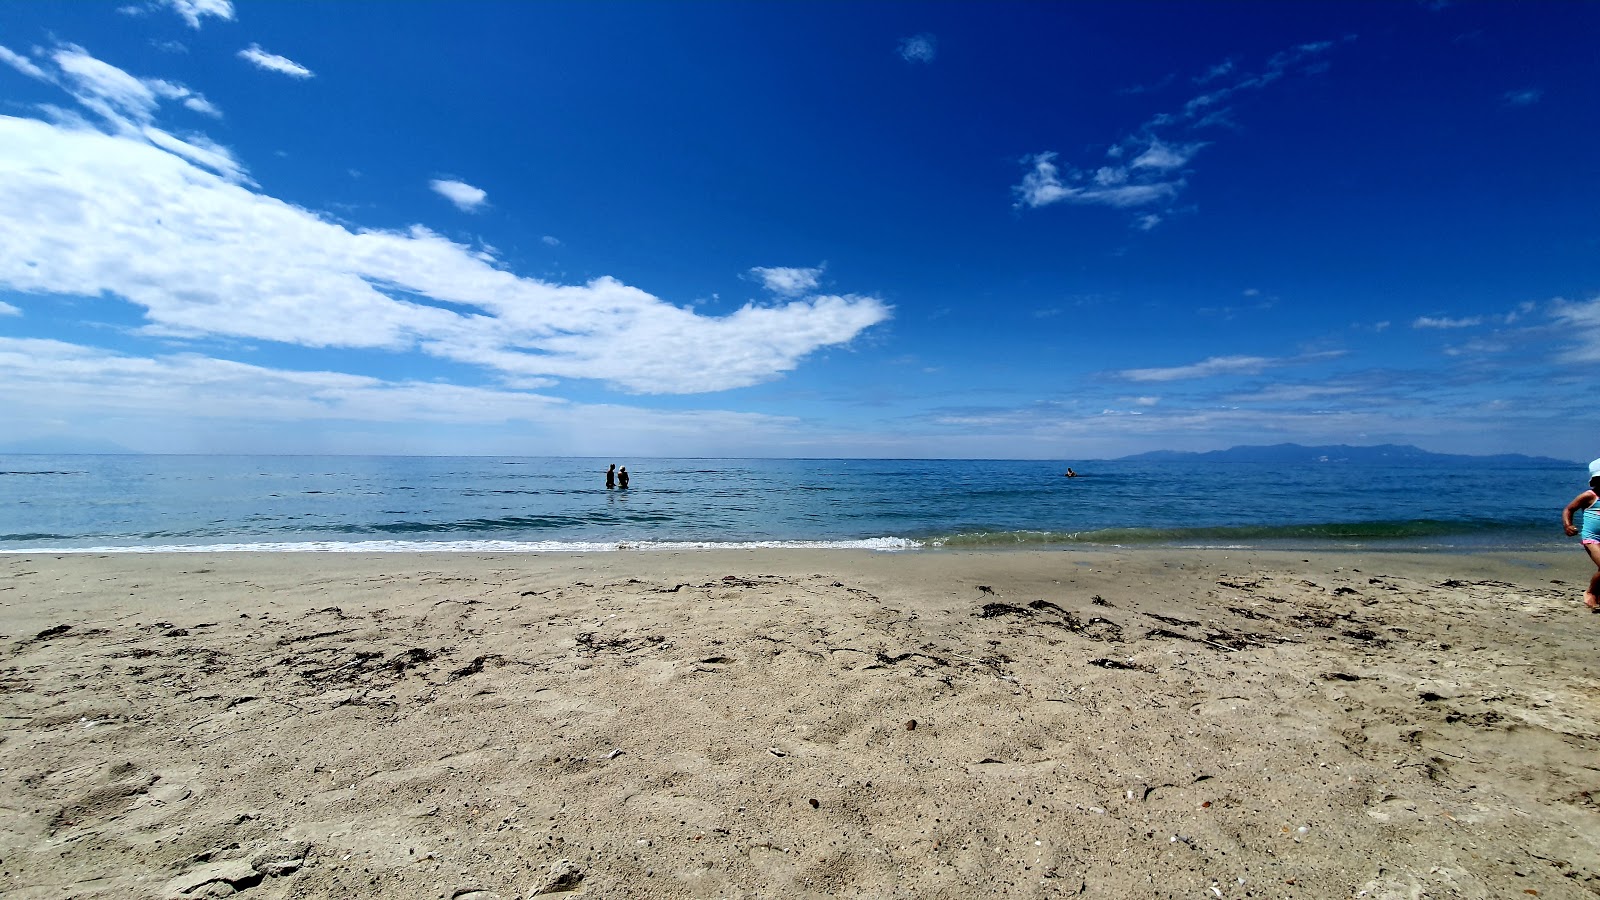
left=3, top=548, right=1596, bottom=898
left=0, top=533, right=1574, bottom=555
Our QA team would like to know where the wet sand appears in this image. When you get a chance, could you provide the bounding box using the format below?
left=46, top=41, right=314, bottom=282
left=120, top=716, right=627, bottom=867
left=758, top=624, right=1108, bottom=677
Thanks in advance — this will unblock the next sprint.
left=1, top=549, right=1597, bottom=899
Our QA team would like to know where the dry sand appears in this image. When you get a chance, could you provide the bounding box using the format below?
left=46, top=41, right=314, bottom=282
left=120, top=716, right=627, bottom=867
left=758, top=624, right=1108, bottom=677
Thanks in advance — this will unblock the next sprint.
left=1, top=548, right=1597, bottom=899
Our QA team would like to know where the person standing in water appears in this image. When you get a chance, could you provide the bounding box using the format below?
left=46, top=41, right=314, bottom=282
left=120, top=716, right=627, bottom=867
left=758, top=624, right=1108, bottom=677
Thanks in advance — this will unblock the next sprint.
left=617, top=466, right=630, bottom=489
left=605, top=463, right=616, bottom=489
left=1560, top=457, right=1600, bottom=612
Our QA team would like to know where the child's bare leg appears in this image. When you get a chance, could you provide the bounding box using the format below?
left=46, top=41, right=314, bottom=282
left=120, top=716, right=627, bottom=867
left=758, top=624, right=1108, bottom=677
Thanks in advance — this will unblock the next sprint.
left=1585, top=544, right=1600, bottom=610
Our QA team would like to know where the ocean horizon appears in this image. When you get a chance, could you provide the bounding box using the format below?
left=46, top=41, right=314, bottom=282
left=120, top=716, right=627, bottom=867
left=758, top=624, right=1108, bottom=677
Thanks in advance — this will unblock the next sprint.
left=0, top=454, right=1581, bottom=554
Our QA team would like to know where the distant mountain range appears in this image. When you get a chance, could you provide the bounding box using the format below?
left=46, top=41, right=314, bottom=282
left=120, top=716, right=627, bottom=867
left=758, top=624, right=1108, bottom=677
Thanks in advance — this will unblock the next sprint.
left=1116, top=442, right=1577, bottom=467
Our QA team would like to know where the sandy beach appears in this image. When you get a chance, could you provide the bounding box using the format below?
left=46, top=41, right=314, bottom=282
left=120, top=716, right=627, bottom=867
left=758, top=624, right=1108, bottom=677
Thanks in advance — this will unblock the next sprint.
left=1, top=548, right=1596, bottom=899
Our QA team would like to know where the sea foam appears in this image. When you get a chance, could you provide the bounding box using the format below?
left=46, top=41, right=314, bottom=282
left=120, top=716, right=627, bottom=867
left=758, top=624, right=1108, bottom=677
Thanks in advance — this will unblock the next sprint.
left=1, top=537, right=924, bottom=553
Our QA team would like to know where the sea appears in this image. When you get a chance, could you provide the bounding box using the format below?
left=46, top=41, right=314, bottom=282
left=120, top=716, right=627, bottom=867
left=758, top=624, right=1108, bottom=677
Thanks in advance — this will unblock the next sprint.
left=0, top=455, right=1584, bottom=554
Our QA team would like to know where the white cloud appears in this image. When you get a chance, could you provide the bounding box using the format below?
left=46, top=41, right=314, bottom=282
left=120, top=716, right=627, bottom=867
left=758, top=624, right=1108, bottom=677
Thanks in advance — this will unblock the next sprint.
left=1015, top=152, right=1180, bottom=209
left=1225, top=383, right=1361, bottom=404
left=430, top=178, right=488, bottom=212
left=1503, top=88, right=1542, bottom=107
left=750, top=265, right=824, bottom=297
left=898, top=34, right=937, bottom=63
left=0, top=300, right=19, bottom=316
left=1115, top=350, right=1344, bottom=383
left=1549, top=296, right=1600, bottom=363
left=161, top=0, right=235, bottom=29
left=53, top=45, right=162, bottom=122
left=0, top=336, right=805, bottom=455
left=541, top=235, right=561, bottom=246
left=0, top=114, right=890, bottom=395
left=0, top=45, right=48, bottom=81
left=182, top=95, right=220, bottom=117
left=1016, top=38, right=1347, bottom=222
left=1412, top=315, right=1482, bottom=329
left=1130, top=139, right=1204, bottom=172
left=1117, top=355, right=1278, bottom=382
left=28, top=45, right=245, bottom=182
left=237, top=44, right=314, bottom=79
left=1195, top=59, right=1235, bottom=84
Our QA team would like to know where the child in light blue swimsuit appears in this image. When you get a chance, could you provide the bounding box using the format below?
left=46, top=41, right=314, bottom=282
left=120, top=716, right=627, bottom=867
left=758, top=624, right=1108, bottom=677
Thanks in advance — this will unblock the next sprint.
left=1560, top=459, right=1600, bottom=612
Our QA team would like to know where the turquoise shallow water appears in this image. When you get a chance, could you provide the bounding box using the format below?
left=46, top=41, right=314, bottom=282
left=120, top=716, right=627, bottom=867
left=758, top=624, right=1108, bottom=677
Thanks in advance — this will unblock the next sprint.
left=0, top=455, right=1582, bottom=552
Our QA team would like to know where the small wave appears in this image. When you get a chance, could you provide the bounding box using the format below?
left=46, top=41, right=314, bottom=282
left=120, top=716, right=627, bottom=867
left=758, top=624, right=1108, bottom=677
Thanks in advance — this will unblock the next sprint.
left=0, top=537, right=923, bottom=553
left=927, top=519, right=1538, bottom=548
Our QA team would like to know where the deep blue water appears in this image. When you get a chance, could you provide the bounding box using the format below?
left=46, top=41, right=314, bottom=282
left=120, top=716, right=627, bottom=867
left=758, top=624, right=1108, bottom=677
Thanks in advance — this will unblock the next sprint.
left=0, top=455, right=1583, bottom=552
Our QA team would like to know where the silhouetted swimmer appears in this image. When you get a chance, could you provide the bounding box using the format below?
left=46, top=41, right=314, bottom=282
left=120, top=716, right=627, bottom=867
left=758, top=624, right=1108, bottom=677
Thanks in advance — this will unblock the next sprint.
left=1064, top=468, right=1079, bottom=478
left=618, top=466, right=630, bottom=490
left=605, top=463, right=616, bottom=489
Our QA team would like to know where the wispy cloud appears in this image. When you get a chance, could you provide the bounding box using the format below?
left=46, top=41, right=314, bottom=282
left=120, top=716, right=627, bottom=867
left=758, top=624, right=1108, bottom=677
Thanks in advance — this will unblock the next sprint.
left=898, top=34, right=937, bottom=64
left=1548, top=296, right=1600, bottom=363
left=0, top=301, right=19, bottom=317
left=1195, top=59, right=1235, bottom=85
left=1413, top=315, right=1481, bottom=329
left=1118, top=73, right=1175, bottom=96
left=237, top=44, right=314, bottom=79
left=13, top=44, right=244, bottom=181
left=750, top=265, right=824, bottom=297
left=1503, top=87, right=1542, bottom=107
left=1015, top=38, right=1351, bottom=224
left=1014, top=152, right=1182, bottom=209
left=430, top=178, right=488, bottom=212
left=0, top=45, right=48, bottom=81
left=128, top=0, right=235, bottom=29
left=1115, top=351, right=1342, bottom=383
left=541, top=235, right=562, bottom=247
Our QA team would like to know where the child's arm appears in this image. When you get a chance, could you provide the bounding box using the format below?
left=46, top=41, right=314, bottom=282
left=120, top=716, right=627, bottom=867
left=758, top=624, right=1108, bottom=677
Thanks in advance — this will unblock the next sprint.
left=1563, top=490, right=1596, bottom=535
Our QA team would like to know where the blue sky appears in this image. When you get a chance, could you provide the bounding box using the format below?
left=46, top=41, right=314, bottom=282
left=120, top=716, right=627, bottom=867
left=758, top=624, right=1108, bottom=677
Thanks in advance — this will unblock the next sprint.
left=0, top=1, right=1594, bottom=459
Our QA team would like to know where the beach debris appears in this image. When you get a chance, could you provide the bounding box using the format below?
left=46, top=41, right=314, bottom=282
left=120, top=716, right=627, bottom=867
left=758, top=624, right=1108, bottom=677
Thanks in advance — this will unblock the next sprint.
left=604, top=748, right=623, bottom=760
left=164, top=628, right=190, bottom=637
left=1144, top=612, right=1200, bottom=627
left=1321, top=672, right=1361, bottom=681
left=978, top=585, right=996, bottom=595
left=1091, top=595, right=1113, bottom=606
left=574, top=632, right=668, bottom=656
left=450, top=654, right=503, bottom=680
left=977, top=602, right=1030, bottom=618
left=808, top=798, right=820, bottom=808
left=718, top=575, right=767, bottom=588
left=904, top=719, right=917, bottom=731
left=32, top=624, right=72, bottom=641
left=528, top=858, right=584, bottom=894
left=386, top=647, right=435, bottom=674
left=452, top=891, right=503, bottom=900
left=767, top=747, right=787, bottom=757
left=1089, top=658, right=1152, bottom=672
